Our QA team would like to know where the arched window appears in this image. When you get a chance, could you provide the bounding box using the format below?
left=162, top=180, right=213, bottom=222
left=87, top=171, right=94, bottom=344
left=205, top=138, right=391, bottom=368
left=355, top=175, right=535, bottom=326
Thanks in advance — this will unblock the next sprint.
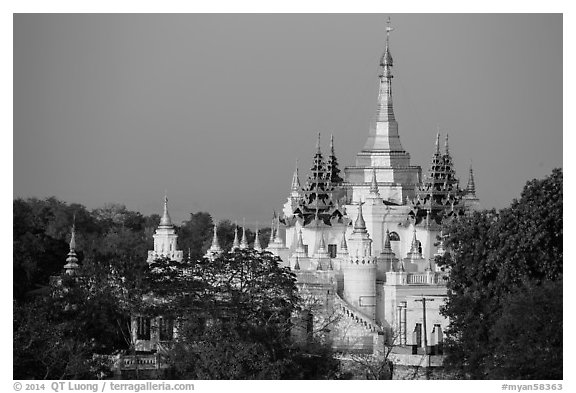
left=389, top=231, right=400, bottom=241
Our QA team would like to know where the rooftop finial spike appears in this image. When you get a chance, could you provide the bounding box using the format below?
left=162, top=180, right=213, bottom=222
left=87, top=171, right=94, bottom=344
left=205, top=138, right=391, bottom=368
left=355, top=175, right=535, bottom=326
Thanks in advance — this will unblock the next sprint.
left=160, top=191, right=173, bottom=227
left=436, top=128, right=441, bottom=155
left=316, top=132, right=321, bottom=154
left=211, top=224, right=220, bottom=249
left=330, top=134, right=335, bottom=156
left=369, top=167, right=379, bottom=195
left=232, top=222, right=240, bottom=250
left=291, top=159, right=301, bottom=192
left=445, top=133, right=450, bottom=156
left=467, top=163, right=477, bottom=196
left=240, top=218, right=248, bottom=249
left=353, top=201, right=367, bottom=232
left=254, top=223, right=262, bottom=251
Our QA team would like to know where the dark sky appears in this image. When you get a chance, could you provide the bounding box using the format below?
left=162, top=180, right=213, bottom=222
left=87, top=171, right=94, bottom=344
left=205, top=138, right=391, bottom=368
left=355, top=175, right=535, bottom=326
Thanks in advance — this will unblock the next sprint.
left=13, top=14, right=562, bottom=227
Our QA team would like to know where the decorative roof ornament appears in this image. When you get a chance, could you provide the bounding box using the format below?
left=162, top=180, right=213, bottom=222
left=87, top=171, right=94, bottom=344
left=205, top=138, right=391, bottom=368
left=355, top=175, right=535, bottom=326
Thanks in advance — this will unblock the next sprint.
left=253, top=224, right=262, bottom=251
left=316, top=132, right=322, bottom=155
left=435, top=129, right=441, bottom=155
left=295, top=229, right=306, bottom=252
left=240, top=218, right=249, bottom=249
left=269, top=218, right=275, bottom=245
left=294, top=256, right=300, bottom=270
left=382, top=16, right=394, bottom=67
left=210, top=224, right=221, bottom=250
left=291, top=159, right=301, bottom=192
left=466, top=164, right=476, bottom=196
left=64, top=218, right=79, bottom=275
left=384, top=229, right=392, bottom=250
left=159, top=192, right=173, bottom=227
left=340, top=231, right=348, bottom=251
left=330, top=134, right=335, bottom=157
left=353, top=201, right=367, bottom=233
left=369, top=168, right=380, bottom=196
left=445, top=134, right=450, bottom=156
left=231, top=222, right=240, bottom=250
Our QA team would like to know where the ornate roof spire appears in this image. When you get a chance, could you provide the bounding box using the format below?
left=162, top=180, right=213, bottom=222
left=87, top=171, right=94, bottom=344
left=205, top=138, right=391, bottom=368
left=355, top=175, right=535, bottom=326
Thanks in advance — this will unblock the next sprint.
left=231, top=222, right=240, bottom=250
left=436, top=128, right=441, bottom=155
left=330, top=134, right=335, bottom=156
left=445, top=134, right=450, bottom=156
left=159, top=192, right=173, bottom=227
left=206, top=224, right=223, bottom=257
left=211, top=224, right=221, bottom=250
left=240, top=219, right=249, bottom=249
left=316, top=132, right=322, bottom=154
left=376, top=16, right=396, bottom=123
left=294, top=255, right=301, bottom=270
left=253, top=224, right=262, bottom=252
left=318, top=231, right=326, bottom=251
left=291, top=159, right=301, bottom=192
left=64, top=219, right=79, bottom=275
left=353, top=202, right=367, bottom=233
left=466, top=163, right=476, bottom=196
left=369, top=168, right=379, bottom=195
left=269, top=218, right=275, bottom=245
left=295, top=229, right=305, bottom=252
left=340, top=231, right=348, bottom=251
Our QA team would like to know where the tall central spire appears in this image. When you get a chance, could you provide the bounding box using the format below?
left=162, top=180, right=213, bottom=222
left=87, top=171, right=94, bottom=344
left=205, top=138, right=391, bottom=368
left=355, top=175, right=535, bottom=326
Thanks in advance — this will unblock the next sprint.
left=376, top=16, right=395, bottom=123
left=360, top=16, right=405, bottom=153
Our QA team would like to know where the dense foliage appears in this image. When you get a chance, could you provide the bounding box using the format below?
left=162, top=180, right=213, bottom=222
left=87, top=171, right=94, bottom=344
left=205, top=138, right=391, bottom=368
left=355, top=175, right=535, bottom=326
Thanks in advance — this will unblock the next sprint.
left=437, top=169, right=562, bottom=379
left=13, top=196, right=326, bottom=379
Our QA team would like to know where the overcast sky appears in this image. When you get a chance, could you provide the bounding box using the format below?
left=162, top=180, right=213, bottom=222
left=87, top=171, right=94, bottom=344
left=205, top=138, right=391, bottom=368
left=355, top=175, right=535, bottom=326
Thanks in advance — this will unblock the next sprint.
left=13, top=14, right=562, bottom=227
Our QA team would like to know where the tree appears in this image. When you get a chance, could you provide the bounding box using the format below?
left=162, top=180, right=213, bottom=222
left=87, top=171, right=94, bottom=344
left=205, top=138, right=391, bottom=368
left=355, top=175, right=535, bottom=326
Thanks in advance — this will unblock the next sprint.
left=177, top=212, right=214, bottom=260
left=141, top=249, right=339, bottom=379
left=437, top=169, right=562, bottom=379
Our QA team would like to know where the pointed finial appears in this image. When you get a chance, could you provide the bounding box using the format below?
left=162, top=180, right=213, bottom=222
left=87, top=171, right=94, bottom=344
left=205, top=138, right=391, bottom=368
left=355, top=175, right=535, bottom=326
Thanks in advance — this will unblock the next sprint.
left=384, top=229, right=392, bottom=250
left=353, top=201, right=367, bottom=232
left=232, top=222, right=240, bottom=250
left=330, top=134, right=335, bottom=156
left=253, top=223, right=262, bottom=251
left=316, top=132, right=322, bottom=154
left=369, top=168, right=379, bottom=195
left=410, top=227, right=419, bottom=253
left=340, top=230, right=348, bottom=250
left=467, top=163, right=476, bottom=196
left=64, top=221, right=79, bottom=275
left=291, top=159, right=301, bottom=192
left=240, top=218, right=248, bottom=249
left=70, top=214, right=76, bottom=252
left=269, top=219, right=275, bottom=245
left=294, top=255, right=300, bottom=270
left=435, top=129, right=441, bottom=155
left=319, top=231, right=326, bottom=250
left=381, top=16, right=394, bottom=67
left=211, top=224, right=220, bottom=249
left=445, top=134, right=450, bottom=156
left=160, top=192, right=172, bottom=227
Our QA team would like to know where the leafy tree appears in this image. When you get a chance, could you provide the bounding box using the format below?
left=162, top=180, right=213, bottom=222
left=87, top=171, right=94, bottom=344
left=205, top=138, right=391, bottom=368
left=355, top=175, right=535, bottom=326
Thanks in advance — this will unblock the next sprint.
left=437, top=169, right=562, bottom=379
left=141, top=249, right=339, bottom=379
left=177, top=212, right=214, bottom=260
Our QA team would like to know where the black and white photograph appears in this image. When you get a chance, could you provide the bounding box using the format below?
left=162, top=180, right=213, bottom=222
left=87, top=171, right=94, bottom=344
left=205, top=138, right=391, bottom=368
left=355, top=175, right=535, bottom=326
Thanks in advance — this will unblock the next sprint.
left=12, top=10, right=563, bottom=386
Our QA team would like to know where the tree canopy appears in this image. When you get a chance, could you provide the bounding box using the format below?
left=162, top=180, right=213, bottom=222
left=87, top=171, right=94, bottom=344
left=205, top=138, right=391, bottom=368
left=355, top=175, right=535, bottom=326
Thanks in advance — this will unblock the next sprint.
left=437, top=168, right=562, bottom=379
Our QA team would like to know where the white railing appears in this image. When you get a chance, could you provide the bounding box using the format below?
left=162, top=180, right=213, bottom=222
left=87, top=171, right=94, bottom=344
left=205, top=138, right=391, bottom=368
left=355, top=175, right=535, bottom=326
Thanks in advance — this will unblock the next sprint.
left=406, top=272, right=438, bottom=285
left=334, top=293, right=382, bottom=333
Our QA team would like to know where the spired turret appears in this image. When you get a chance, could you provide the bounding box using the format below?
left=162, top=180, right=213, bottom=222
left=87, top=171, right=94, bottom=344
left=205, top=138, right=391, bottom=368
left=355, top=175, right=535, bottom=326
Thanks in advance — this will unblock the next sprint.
left=253, top=226, right=263, bottom=252
left=231, top=223, right=240, bottom=251
left=240, top=219, right=249, bottom=250
left=147, top=194, right=183, bottom=263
